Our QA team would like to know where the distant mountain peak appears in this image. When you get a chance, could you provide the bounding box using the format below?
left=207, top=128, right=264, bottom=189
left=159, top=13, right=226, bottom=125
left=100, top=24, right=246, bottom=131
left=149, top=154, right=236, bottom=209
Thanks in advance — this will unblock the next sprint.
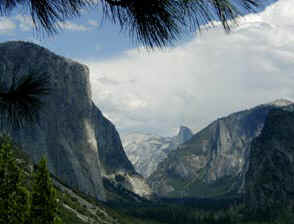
left=266, top=99, right=293, bottom=107
left=149, top=101, right=291, bottom=198
left=177, top=126, right=192, bottom=135
left=176, top=126, right=193, bottom=145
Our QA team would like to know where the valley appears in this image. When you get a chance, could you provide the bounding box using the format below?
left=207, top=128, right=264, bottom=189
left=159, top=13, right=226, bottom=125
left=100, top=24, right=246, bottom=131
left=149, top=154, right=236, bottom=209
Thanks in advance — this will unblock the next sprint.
left=1, top=41, right=294, bottom=224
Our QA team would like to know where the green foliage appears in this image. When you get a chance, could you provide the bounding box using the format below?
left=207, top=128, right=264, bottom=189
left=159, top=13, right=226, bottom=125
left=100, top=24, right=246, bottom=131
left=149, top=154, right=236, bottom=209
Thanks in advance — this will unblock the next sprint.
left=30, top=157, right=60, bottom=224
left=61, top=192, right=95, bottom=219
left=0, top=137, right=293, bottom=224
left=0, top=136, right=64, bottom=224
left=0, top=135, right=30, bottom=224
left=108, top=198, right=294, bottom=224
left=57, top=206, right=86, bottom=224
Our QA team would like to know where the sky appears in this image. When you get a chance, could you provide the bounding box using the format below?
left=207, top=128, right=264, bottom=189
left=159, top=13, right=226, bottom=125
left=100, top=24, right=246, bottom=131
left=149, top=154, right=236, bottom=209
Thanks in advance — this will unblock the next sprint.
left=0, top=0, right=294, bottom=136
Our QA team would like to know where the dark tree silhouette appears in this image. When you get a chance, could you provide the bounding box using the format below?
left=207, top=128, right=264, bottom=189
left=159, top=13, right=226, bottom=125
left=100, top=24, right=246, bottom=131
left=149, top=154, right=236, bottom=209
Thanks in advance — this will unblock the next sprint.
left=0, top=136, right=30, bottom=224
left=0, top=0, right=262, bottom=48
left=0, top=73, right=50, bottom=129
left=30, top=157, right=60, bottom=224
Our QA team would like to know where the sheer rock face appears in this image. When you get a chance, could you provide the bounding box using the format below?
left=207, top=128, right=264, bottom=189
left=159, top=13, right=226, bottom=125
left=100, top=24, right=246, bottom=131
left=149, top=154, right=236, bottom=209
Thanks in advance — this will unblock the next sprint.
left=245, top=108, right=294, bottom=209
left=148, top=102, right=292, bottom=198
left=122, top=126, right=193, bottom=178
left=0, top=41, right=149, bottom=201
left=92, top=106, right=134, bottom=176
left=92, top=106, right=152, bottom=198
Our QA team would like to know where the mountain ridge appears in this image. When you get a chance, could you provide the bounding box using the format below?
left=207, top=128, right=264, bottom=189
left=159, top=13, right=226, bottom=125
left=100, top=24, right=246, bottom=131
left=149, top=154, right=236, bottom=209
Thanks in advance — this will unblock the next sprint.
left=148, top=100, right=293, bottom=198
left=122, top=126, right=193, bottom=178
left=245, top=107, right=294, bottom=209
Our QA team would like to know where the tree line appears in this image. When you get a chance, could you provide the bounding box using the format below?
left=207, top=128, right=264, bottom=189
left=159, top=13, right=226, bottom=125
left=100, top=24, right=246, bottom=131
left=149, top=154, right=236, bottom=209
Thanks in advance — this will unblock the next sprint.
left=0, top=135, right=62, bottom=224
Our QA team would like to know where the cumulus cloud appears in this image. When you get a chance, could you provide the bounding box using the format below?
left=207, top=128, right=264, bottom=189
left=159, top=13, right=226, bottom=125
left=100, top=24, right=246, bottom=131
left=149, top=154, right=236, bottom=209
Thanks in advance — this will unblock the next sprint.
left=15, top=15, right=34, bottom=31
left=58, top=21, right=89, bottom=31
left=12, top=15, right=90, bottom=32
left=0, top=18, right=16, bottom=34
left=97, top=76, right=120, bottom=85
left=88, top=20, right=99, bottom=27
left=83, top=0, right=294, bottom=136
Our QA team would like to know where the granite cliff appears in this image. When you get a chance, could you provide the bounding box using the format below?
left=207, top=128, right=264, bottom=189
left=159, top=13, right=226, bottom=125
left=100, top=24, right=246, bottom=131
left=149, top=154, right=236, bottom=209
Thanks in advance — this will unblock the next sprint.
left=148, top=100, right=293, bottom=198
left=0, top=41, right=151, bottom=201
left=245, top=107, right=294, bottom=210
left=122, top=126, right=193, bottom=178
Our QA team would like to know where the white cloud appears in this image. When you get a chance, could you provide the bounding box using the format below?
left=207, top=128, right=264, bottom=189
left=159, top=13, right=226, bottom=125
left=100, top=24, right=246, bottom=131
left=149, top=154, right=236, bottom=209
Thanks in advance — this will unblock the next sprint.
left=15, top=15, right=34, bottom=31
left=58, top=21, right=89, bottom=31
left=83, top=0, right=294, bottom=136
left=0, top=18, right=16, bottom=34
left=13, top=15, right=89, bottom=32
left=88, top=20, right=99, bottom=27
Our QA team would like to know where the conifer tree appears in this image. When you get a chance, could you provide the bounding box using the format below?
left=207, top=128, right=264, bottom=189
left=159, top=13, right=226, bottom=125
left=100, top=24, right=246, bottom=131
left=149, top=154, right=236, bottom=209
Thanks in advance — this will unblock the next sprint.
left=0, top=0, right=263, bottom=49
left=0, top=135, right=30, bottom=224
left=30, top=157, right=61, bottom=224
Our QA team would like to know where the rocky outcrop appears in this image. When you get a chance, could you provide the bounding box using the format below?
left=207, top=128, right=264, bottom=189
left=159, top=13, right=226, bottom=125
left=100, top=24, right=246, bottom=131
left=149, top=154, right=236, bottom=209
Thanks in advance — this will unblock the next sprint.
left=0, top=41, right=150, bottom=201
left=245, top=108, right=294, bottom=210
left=92, top=106, right=134, bottom=175
left=175, top=126, right=193, bottom=146
left=148, top=100, right=293, bottom=198
left=122, top=126, right=193, bottom=178
left=92, top=106, right=152, bottom=199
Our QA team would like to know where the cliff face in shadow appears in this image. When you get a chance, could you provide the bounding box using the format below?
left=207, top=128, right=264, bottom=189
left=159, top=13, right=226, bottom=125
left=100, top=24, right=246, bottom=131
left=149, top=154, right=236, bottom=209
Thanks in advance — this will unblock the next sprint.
left=92, top=105, right=134, bottom=176
left=245, top=108, right=294, bottom=209
left=0, top=41, right=151, bottom=201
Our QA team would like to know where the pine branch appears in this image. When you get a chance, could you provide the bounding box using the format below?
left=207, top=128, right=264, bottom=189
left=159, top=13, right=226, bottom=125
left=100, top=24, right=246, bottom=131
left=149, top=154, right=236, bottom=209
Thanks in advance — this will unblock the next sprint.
left=0, top=73, right=50, bottom=129
left=0, top=0, right=264, bottom=47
